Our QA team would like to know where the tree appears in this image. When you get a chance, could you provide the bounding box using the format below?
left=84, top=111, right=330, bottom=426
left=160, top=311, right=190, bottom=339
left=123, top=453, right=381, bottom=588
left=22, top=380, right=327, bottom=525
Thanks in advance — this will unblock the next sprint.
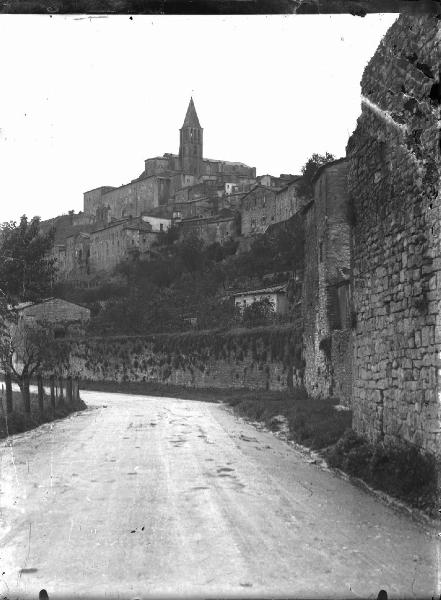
left=152, top=225, right=180, bottom=248
left=242, top=297, right=275, bottom=328
left=0, top=215, right=56, bottom=304
left=297, top=152, right=336, bottom=198
left=0, top=301, right=68, bottom=411
left=176, top=235, right=206, bottom=273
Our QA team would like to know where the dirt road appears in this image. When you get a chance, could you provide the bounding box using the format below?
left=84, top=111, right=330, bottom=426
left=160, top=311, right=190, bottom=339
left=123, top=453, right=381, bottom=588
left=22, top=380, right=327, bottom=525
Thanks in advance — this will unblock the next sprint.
left=0, top=391, right=438, bottom=598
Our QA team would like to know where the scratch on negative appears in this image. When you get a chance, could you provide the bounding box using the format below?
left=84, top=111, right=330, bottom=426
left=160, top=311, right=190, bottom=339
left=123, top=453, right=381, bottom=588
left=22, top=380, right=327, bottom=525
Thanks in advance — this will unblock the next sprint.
left=7, top=439, right=20, bottom=489
left=68, top=517, right=74, bottom=543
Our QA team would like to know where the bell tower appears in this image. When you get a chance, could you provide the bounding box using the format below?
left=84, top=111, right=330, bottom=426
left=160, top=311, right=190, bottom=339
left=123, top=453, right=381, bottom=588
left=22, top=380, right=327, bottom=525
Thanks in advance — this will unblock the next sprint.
left=179, top=97, right=203, bottom=177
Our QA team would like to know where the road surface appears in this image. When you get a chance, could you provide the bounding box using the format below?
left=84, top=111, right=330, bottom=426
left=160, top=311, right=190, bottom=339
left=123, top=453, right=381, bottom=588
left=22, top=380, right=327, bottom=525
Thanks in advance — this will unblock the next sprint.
left=0, top=390, right=439, bottom=599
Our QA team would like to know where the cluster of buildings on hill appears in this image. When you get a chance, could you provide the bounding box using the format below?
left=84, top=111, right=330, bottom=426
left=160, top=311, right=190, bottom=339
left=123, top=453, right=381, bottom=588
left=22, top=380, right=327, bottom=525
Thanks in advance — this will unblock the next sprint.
left=38, top=15, right=441, bottom=461
left=47, top=98, right=308, bottom=285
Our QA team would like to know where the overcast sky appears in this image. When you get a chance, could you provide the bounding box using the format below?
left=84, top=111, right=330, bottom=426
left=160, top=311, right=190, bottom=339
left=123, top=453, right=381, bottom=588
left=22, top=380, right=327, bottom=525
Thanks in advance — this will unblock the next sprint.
left=0, top=13, right=397, bottom=223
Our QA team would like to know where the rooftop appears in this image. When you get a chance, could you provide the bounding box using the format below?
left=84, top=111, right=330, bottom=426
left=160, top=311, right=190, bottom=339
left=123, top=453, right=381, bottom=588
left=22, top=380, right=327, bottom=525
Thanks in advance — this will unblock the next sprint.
left=232, top=283, right=288, bottom=297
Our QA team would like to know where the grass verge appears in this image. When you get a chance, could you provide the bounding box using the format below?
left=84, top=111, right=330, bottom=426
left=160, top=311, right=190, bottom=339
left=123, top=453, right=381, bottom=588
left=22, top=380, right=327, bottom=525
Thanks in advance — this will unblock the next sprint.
left=325, top=429, right=439, bottom=516
left=224, top=387, right=352, bottom=450
left=0, top=391, right=87, bottom=439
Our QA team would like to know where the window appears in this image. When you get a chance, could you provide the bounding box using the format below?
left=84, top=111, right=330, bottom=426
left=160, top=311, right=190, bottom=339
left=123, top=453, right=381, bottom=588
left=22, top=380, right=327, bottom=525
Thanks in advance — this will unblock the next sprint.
left=319, top=242, right=323, bottom=262
left=328, top=281, right=351, bottom=330
left=160, top=223, right=164, bottom=232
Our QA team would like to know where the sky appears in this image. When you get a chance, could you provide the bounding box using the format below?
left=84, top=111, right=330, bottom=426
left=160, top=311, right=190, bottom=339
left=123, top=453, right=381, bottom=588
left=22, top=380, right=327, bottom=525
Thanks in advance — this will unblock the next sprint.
left=0, top=13, right=397, bottom=223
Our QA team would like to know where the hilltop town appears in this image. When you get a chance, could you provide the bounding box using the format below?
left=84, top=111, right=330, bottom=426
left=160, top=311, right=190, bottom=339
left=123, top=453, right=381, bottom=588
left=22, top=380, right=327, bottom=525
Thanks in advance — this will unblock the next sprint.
left=32, top=14, right=439, bottom=470
left=43, top=97, right=309, bottom=286
left=0, top=13, right=440, bottom=599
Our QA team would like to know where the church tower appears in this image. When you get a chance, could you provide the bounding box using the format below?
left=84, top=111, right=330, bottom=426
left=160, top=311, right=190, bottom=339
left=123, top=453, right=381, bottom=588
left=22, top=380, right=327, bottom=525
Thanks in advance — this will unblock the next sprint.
left=179, top=97, right=203, bottom=177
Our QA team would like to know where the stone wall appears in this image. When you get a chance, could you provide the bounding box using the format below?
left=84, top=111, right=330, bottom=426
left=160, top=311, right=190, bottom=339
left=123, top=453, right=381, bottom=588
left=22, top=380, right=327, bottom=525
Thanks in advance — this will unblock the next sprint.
left=179, top=212, right=239, bottom=245
left=64, top=326, right=304, bottom=391
left=20, top=298, right=90, bottom=337
left=347, top=15, right=441, bottom=455
left=84, top=176, right=167, bottom=220
left=302, top=159, right=353, bottom=405
left=241, top=186, right=279, bottom=236
left=89, top=218, right=158, bottom=273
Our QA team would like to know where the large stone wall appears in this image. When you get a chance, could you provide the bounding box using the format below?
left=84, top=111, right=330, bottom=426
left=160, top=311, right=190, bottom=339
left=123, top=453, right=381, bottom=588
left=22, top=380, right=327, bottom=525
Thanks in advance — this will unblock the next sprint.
left=84, top=176, right=169, bottom=220
left=65, top=327, right=304, bottom=391
left=347, top=15, right=441, bottom=455
left=302, top=159, right=353, bottom=405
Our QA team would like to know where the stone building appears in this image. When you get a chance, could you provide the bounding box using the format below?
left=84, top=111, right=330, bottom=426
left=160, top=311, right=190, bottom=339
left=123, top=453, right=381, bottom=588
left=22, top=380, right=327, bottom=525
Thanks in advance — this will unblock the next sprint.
left=15, top=297, right=90, bottom=338
left=302, top=158, right=352, bottom=404
left=83, top=176, right=173, bottom=222
left=275, top=177, right=307, bottom=224
left=179, top=209, right=239, bottom=245
left=140, top=214, right=171, bottom=232
left=65, top=233, right=91, bottom=280
left=257, top=174, right=297, bottom=189
left=83, top=98, right=256, bottom=222
left=232, top=283, right=288, bottom=315
left=89, top=217, right=159, bottom=274
left=240, top=178, right=305, bottom=237
left=240, top=186, right=278, bottom=236
left=346, top=14, right=441, bottom=456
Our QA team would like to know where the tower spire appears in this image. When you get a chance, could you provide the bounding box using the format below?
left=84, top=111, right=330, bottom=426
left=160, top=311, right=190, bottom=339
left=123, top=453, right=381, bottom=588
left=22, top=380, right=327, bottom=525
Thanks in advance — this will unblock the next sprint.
left=182, top=97, right=201, bottom=128
left=179, top=97, right=203, bottom=176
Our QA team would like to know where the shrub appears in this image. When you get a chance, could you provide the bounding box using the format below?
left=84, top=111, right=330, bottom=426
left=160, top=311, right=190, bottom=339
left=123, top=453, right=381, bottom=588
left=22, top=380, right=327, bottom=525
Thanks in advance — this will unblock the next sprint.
left=326, top=430, right=438, bottom=510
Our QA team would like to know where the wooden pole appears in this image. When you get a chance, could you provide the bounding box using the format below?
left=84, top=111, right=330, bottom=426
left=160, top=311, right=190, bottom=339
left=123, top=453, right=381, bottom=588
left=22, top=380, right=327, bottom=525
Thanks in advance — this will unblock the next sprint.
left=5, top=372, right=13, bottom=414
left=66, top=377, right=73, bottom=405
left=22, top=377, right=31, bottom=413
left=58, top=377, right=64, bottom=403
left=73, top=378, right=80, bottom=402
left=50, top=375, right=56, bottom=410
left=37, top=375, right=44, bottom=414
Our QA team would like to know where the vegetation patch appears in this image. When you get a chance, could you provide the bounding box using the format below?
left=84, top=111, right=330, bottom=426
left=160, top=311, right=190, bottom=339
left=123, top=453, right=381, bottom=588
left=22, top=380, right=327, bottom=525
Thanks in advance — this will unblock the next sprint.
left=66, top=324, right=304, bottom=383
left=0, top=391, right=87, bottom=439
left=225, top=388, right=351, bottom=450
left=325, top=429, right=439, bottom=515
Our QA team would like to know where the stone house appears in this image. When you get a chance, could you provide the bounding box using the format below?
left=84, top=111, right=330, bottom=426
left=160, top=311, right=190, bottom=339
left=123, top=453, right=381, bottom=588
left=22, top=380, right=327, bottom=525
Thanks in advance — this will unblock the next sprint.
left=140, top=214, right=171, bottom=232
left=275, top=177, right=306, bottom=223
left=257, top=174, right=295, bottom=189
left=302, top=157, right=352, bottom=405
left=179, top=209, right=239, bottom=245
left=232, top=283, right=288, bottom=315
left=83, top=175, right=172, bottom=222
left=65, top=232, right=91, bottom=279
left=240, top=178, right=306, bottom=237
left=15, top=297, right=91, bottom=338
left=52, top=244, right=67, bottom=279
left=240, top=185, right=278, bottom=236
left=89, top=217, right=159, bottom=273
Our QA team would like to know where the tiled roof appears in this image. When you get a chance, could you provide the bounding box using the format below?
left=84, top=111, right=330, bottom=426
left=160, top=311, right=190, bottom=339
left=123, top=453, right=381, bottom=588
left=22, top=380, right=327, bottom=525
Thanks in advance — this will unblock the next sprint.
left=232, top=283, right=288, bottom=297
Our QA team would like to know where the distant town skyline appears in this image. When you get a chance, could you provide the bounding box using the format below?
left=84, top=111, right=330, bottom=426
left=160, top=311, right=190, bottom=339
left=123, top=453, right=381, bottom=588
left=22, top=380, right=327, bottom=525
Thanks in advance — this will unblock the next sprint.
left=0, top=13, right=397, bottom=223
